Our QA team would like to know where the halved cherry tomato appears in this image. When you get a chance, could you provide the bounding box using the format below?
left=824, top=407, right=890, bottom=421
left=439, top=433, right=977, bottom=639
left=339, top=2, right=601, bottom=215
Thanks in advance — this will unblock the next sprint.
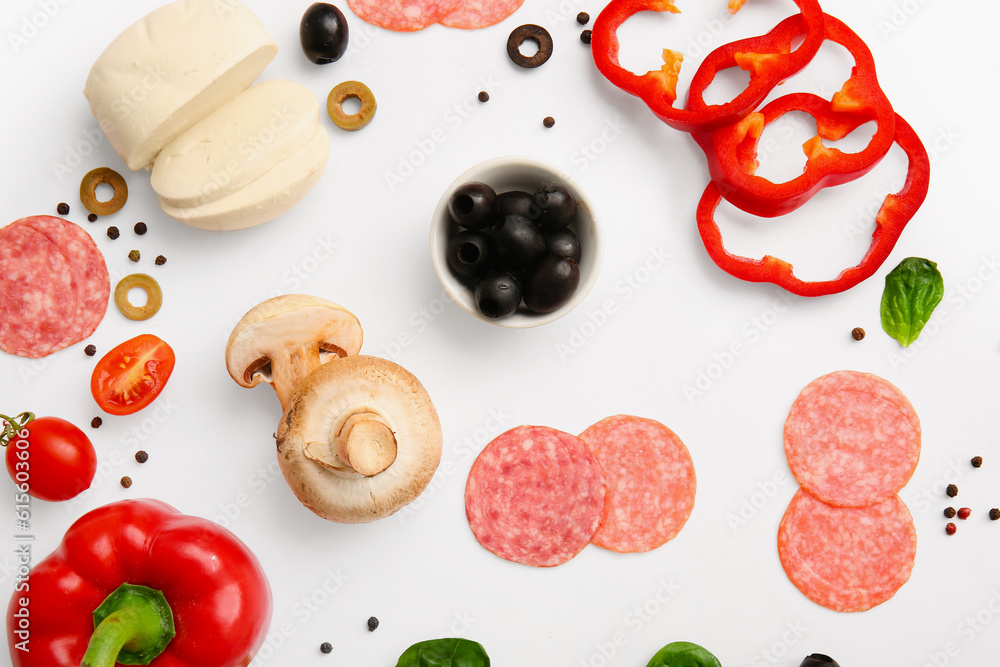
left=4, top=416, right=97, bottom=501
left=91, top=334, right=175, bottom=416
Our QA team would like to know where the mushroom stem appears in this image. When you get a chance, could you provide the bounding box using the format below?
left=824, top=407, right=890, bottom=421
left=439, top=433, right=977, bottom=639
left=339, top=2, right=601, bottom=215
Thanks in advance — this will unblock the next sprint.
left=302, top=411, right=398, bottom=477
left=336, top=413, right=398, bottom=477
left=271, top=346, right=322, bottom=412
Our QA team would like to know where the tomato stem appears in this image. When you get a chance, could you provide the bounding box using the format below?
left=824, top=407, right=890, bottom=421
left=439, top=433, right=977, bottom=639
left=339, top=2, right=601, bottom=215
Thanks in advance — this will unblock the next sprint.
left=0, top=412, right=34, bottom=447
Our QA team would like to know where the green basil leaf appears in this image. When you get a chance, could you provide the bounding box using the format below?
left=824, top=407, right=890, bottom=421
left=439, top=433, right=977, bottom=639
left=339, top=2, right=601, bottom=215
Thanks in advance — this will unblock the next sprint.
left=646, top=641, right=722, bottom=667
left=395, top=638, right=490, bottom=667
left=880, top=257, right=944, bottom=347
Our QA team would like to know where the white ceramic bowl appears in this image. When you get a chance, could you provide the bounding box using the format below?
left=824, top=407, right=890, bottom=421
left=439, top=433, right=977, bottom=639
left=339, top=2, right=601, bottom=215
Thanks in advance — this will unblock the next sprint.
left=430, top=157, right=603, bottom=328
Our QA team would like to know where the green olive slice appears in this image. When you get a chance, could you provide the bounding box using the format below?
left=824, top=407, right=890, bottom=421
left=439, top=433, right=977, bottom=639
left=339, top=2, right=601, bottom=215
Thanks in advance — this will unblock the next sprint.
left=115, top=274, right=162, bottom=321
left=80, top=167, right=128, bottom=216
left=327, top=81, right=376, bottom=131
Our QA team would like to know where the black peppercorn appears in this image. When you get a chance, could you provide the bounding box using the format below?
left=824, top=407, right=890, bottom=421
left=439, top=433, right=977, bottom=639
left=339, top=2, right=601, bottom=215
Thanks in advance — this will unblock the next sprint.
left=84, top=344, right=97, bottom=356
left=946, top=484, right=958, bottom=497
left=57, top=202, right=70, bottom=215
left=154, top=255, right=167, bottom=265
left=581, top=29, right=592, bottom=44
left=88, top=213, right=98, bottom=222
left=944, top=507, right=956, bottom=519
left=367, top=616, right=379, bottom=632
left=107, top=226, right=120, bottom=240
left=135, top=450, right=149, bottom=464
left=121, top=476, right=133, bottom=489
left=990, top=508, right=999, bottom=521
left=543, top=116, right=555, bottom=128
left=91, top=417, right=102, bottom=428
left=320, top=642, right=333, bottom=654
left=972, top=456, right=983, bottom=468
left=577, top=11, right=590, bottom=24
left=851, top=327, right=865, bottom=340
left=478, top=91, right=490, bottom=103
left=134, top=222, right=147, bottom=235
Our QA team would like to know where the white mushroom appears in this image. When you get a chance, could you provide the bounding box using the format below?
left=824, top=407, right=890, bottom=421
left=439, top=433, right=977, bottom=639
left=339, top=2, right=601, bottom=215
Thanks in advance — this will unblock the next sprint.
left=225, top=295, right=363, bottom=412
left=275, top=355, right=443, bottom=522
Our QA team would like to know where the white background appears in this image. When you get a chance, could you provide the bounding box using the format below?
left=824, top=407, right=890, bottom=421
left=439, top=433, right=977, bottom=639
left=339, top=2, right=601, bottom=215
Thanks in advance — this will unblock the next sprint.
left=2, top=0, right=999, bottom=665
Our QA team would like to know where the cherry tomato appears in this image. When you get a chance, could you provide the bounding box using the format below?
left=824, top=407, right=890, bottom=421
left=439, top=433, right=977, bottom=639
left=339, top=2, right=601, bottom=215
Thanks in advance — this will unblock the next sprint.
left=91, top=334, right=175, bottom=416
left=5, top=417, right=97, bottom=501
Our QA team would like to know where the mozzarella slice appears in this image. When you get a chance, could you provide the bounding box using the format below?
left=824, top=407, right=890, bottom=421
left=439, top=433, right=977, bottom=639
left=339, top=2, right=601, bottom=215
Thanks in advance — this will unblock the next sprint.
left=151, top=80, right=320, bottom=208
left=158, top=125, right=330, bottom=231
left=84, top=0, right=277, bottom=171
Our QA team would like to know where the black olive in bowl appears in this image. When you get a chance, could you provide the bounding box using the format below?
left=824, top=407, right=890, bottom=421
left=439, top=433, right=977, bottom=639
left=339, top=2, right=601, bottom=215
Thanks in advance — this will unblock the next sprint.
left=446, top=231, right=493, bottom=282
left=533, top=182, right=577, bottom=231
left=543, top=228, right=581, bottom=263
left=524, top=256, right=580, bottom=314
left=449, top=182, right=498, bottom=230
left=497, top=190, right=542, bottom=221
left=475, top=273, right=522, bottom=319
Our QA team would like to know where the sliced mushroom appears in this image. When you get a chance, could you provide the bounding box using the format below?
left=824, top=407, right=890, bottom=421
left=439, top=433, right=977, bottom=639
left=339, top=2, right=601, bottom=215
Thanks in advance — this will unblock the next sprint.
left=275, top=355, right=443, bottom=523
left=225, top=295, right=363, bottom=412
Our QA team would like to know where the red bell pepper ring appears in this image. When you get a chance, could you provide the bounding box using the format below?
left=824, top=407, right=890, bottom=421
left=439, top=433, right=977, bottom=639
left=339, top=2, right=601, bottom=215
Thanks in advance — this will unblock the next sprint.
left=689, top=14, right=896, bottom=217
left=5, top=499, right=272, bottom=667
left=695, top=113, right=930, bottom=297
left=591, top=0, right=826, bottom=133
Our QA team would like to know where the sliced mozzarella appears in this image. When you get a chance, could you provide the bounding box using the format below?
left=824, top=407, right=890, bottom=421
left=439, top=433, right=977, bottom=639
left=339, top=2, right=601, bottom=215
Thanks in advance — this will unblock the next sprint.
left=151, top=80, right=320, bottom=208
left=158, top=126, right=330, bottom=231
left=84, top=0, right=277, bottom=171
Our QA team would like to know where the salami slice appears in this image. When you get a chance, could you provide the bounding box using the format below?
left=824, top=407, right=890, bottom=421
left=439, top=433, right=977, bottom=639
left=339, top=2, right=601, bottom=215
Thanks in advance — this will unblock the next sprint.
left=0, top=217, right=109, bottom=358
left=19, top=216, right=109, bottom=347
left=784, top=371, right=920, bottom=508
left=346, top=0, right=461, bottom=31
left=440, top=0, right=524, bottom=29
left=579, top=415, right=695, bottom=553
left=465, top=425, right=607, bottom=567
left=0, top=224, right=79, bottom=358
left=778, top=490, right=916, bottom=613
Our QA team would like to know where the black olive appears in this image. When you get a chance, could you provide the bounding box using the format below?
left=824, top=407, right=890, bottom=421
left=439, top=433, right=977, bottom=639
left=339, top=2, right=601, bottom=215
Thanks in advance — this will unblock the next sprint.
left=449, top=182, right=498, bottom=230
left=300, top=3, right=349, bottom=65
left=533, top=182, right=577, bottom=230
left=493, top=214, right=546, bottom=268
left=497, top=190, right=541, bottom=222
left=799, top=654, right=841, bottom=667
left=507, top=24, right=553, bottom=68
left=446, top=230, right=493, bottom=281
left=475, top=273, right=522, bottom=319
left=524, top=256, right=580, bottom=314
left=543, top=228, right=581, bottom=262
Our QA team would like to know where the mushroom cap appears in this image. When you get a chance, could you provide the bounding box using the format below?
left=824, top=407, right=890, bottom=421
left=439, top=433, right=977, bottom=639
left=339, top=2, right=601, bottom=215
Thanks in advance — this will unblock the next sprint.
left=225, top=294, right=363, bottom=390
left=275, top=355, right=443, bottom=523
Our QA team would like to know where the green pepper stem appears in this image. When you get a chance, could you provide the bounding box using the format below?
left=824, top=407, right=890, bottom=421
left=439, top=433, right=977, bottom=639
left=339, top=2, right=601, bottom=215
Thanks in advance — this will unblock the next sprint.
left=81, top=584, right=175, bottom=667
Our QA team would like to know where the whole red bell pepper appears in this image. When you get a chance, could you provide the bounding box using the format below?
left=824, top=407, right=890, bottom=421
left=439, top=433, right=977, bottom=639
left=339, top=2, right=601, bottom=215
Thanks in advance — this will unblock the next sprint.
left=6, top=499, right=271, bottom=667
left=695, top=113, right=930, bottom=296
left=591, top=0, right=826, bottom=133
left=688, top=14, right=896, bottom=217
